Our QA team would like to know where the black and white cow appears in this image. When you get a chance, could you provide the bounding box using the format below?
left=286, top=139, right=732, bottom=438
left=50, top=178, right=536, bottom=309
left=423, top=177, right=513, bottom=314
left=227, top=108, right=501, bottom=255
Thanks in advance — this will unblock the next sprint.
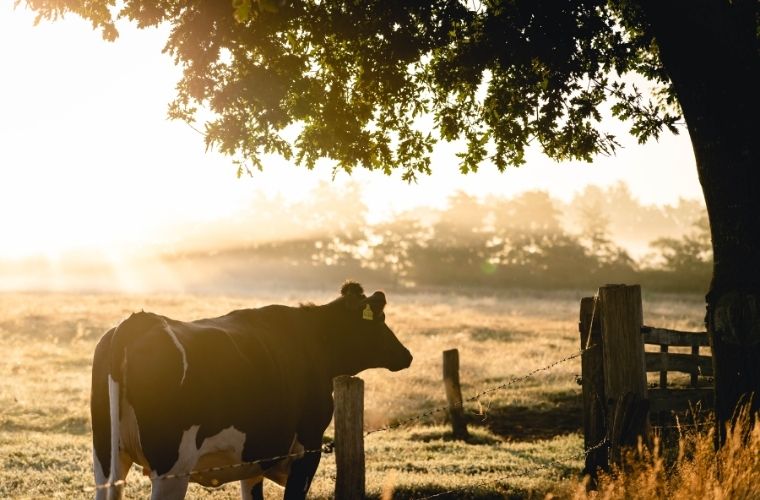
left=91, top=282, right=412, bottom=500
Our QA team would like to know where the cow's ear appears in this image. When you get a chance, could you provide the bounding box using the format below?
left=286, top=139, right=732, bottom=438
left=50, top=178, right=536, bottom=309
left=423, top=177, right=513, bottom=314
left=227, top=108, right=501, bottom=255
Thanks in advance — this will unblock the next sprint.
left=368, top=291, right=386, bottom=312
left=359, top=292, right=386, bottom=321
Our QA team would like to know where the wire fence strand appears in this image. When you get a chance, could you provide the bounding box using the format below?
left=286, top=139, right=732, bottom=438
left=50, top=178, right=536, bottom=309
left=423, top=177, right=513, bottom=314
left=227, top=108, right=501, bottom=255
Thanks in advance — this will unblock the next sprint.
left=364, top=346, right=597, bottom=437
left=88, top=444, right=334, bottom=492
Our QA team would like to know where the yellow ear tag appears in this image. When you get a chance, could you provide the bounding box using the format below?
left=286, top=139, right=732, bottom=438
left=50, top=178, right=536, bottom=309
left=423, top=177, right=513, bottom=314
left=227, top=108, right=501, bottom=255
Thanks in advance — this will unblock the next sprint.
left=362, top=304, right=374, bottom=321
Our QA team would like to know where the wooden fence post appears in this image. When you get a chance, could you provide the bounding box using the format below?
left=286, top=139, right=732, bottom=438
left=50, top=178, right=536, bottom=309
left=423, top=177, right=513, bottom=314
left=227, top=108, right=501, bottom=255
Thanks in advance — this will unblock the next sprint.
left=598, top=284, right=650, bottom=463
left=443, top=349, right=469, bottom=440
left=690, top=344, right=699, bottom=388
left=579, top=296, right=608, bottom=478
left=334, top=375, right=365, bottom=500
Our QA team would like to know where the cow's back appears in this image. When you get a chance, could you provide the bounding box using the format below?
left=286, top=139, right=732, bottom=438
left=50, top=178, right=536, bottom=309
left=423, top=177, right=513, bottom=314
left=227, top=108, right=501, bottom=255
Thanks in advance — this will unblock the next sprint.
left=114, top=308, right=306, bottom=475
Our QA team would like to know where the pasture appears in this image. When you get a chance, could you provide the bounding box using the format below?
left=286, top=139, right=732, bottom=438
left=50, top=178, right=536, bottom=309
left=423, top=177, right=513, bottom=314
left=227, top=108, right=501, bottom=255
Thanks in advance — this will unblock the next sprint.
left=0, top=287, right=706, bottom=499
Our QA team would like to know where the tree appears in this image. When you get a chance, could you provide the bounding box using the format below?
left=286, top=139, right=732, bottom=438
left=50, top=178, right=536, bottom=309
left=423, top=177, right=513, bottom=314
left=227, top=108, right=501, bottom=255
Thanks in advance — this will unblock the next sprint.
left=24, top=0, right=760, bottom=442
left=651, top=216, right=712, bottom=277
left=491, top=190, right=562, bottom=235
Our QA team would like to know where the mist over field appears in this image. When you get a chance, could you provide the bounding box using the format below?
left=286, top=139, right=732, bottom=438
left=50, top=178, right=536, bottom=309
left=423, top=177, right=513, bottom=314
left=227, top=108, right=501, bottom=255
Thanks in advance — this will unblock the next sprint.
left=0, top=181, right=709, bottom=294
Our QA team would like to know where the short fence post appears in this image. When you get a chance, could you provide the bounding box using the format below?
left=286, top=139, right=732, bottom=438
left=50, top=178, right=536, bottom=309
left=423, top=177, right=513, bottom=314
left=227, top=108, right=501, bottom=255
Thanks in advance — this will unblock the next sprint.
left=659, top=344, right=669, bottom=388
left=598, top=284, right=650, bottom=464
left=690, top=344, right=699, bottom=388
left=443, top=349, right=469, bottom=440
left=579, top=296, right=608, bottom=479
left=334, top=375, right=365, bottom=500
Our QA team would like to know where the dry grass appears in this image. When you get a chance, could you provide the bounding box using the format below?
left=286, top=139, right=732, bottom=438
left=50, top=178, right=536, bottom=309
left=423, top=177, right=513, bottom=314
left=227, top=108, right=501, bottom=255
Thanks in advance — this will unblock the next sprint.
left=571, top=412, right=760, bottom=500
left=0, top=287, right=710, bottom=498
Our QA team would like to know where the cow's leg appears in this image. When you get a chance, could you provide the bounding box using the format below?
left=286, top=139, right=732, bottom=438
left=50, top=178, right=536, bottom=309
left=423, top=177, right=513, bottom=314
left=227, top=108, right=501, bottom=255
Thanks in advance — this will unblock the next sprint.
left=99, top=452, right=132, bottom=500
left=240, top=477, right=264, bottom=500
left=93, top=450, right=108, bottom=500
left=283, top=452, right=321, bottom=500
left=150, top=476, right=190, bottom=500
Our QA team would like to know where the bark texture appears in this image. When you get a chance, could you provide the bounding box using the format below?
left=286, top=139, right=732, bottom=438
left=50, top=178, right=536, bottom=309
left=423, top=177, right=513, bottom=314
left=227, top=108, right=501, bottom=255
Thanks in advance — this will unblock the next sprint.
left=639, top=0, right=760, bottom=444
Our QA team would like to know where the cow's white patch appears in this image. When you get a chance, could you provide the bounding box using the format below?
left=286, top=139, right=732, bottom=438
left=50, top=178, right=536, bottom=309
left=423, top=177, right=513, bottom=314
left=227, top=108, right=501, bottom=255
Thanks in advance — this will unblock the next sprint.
left=161, top=425, right=247, bottom=482
left=107, top=375, right=121, bottom=485
left=164, top=326, right=188, bottom=385
left=93, top=448, right=107, bottom=496
left=154, top=426, right=305, bottom=488
left=107, top=374, right=126, bottom=499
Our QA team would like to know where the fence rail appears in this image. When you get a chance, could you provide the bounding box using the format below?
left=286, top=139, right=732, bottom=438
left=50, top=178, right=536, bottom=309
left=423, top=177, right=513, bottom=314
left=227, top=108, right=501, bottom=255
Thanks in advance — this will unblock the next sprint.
left=644, top=351, right=713, bottom=376
left=641, top=326, right=709, bottom=346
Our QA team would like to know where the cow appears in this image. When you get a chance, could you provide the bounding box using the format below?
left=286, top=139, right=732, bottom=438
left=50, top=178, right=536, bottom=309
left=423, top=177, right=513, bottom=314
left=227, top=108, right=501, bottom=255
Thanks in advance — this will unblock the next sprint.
left=91, top=282, right=412, bottom=500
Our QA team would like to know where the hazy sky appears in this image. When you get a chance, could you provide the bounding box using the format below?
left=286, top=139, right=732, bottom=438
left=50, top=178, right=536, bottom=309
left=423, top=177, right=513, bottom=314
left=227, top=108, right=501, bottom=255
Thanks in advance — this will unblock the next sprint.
left=0, top=2, right=703, bottom=258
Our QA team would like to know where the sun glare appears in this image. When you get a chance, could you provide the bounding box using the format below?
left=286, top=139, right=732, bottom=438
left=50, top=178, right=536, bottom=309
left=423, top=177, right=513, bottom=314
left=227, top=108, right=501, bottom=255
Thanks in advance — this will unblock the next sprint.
left=0, top=5, right=255, bottom=259
left=1, top=1, right=703, bottom=273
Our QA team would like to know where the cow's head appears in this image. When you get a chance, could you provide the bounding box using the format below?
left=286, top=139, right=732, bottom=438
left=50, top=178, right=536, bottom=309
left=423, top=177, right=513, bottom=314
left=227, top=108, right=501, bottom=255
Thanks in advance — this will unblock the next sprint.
left=329, top=281, right=413, bottom=375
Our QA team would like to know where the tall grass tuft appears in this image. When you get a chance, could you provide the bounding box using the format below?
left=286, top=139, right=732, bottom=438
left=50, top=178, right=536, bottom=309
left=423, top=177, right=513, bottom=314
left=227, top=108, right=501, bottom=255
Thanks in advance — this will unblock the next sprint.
left=572, top=409, right=760, bottom=499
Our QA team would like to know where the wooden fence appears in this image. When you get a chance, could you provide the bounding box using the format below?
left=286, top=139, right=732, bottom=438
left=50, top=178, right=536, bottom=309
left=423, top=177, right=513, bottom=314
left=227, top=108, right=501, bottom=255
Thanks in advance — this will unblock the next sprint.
left=579, top=284, right=713, bottom=474
left=331, top=348, right=471, bottom=498
left=329, top=283, right=713, bottom=496
left=334, top=376, right=365, bottom=500
left=641, top=325, right=713, bottom=414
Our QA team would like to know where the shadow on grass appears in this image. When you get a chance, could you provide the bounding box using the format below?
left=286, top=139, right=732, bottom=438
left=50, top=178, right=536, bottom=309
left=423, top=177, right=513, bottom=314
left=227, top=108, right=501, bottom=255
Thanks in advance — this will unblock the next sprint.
left=468, top=327, right=532, bottom=343
left=407, top=428, right=501, bottom=445
left=472, top=391, right=582, bottom=441
left=417, top=326, right=531, bottom=343
left=0, top=415, right=90, bottom=435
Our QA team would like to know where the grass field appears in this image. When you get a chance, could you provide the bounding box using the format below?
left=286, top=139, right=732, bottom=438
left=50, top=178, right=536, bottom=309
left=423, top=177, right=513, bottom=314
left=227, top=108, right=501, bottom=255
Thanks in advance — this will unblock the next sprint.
left=0, top=287, right=707, bottom=499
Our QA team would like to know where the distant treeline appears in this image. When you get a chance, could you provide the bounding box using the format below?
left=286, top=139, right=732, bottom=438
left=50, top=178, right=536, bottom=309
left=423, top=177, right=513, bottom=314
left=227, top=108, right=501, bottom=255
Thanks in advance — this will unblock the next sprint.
left=165, top=183, right=711, bottom=293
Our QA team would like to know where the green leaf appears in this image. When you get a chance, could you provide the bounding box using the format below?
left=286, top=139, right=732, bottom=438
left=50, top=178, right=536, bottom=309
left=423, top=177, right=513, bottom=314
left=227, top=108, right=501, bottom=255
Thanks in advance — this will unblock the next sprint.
left=232, top=0, right=252, bottom=23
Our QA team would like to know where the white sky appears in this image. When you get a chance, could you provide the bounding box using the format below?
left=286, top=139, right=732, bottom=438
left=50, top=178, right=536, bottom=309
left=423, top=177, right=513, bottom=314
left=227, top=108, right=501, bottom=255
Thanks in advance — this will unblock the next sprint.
left=0, top=2, right=703, bottom=259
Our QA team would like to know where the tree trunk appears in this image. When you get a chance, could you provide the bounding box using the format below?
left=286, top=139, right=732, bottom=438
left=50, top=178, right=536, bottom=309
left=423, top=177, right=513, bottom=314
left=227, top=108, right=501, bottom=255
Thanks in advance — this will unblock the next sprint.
left=639, top=0, right=760, bottom=445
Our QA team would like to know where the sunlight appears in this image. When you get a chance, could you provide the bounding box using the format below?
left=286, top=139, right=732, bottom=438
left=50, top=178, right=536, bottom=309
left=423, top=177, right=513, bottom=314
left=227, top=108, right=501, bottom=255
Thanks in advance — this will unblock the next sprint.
left=101, top=250, right=147, bottom=293
left=0, top=1, right=703, bottom=269
left=0, top=5, right=255, bottom=259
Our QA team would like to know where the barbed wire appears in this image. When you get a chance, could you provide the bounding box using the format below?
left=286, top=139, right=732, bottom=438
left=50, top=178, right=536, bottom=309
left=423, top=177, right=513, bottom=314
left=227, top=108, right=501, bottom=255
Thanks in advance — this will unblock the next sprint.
left=364, top=346, right=597, bottom=437
left=88, top=443, right=334, bottom=492
left=413, top=436, right=610, bottom=500
left=88, top=346, right=595, bottom=492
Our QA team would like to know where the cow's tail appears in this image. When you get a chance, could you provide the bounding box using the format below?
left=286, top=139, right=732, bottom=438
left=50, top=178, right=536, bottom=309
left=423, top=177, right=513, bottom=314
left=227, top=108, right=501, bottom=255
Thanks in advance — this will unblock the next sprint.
left=105, top=311, right=159, bottom=499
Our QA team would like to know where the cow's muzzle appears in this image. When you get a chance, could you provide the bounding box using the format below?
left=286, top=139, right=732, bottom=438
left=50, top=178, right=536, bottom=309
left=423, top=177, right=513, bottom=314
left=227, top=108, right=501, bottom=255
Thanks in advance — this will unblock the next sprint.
left=389, top=349, right=413, bottom=372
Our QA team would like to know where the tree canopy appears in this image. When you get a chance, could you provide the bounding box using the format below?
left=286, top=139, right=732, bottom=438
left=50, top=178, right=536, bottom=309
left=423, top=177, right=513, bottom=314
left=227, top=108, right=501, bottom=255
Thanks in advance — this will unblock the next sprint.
left=25, top=0, right=682, bottom=178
